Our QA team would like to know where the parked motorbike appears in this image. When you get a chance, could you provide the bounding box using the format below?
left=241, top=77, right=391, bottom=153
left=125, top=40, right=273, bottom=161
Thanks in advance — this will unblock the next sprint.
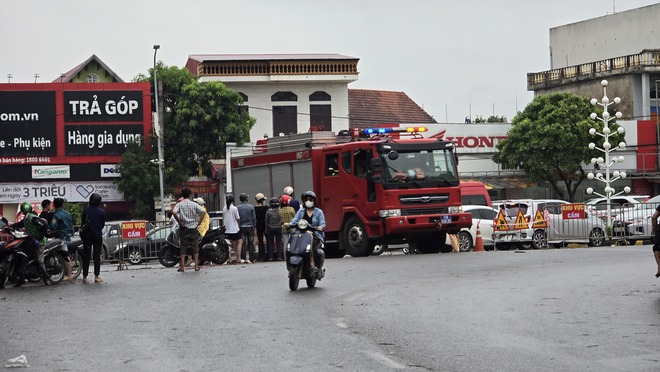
left=286, top=219, right=325, bottom=291
left=0, top=217, right=66, bottom=288
left=158, top=226, right=230, bottom=267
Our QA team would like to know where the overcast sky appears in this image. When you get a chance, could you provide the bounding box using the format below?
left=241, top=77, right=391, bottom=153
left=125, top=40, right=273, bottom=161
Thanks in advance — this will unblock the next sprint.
left=2, top=0, right=658, bottom=124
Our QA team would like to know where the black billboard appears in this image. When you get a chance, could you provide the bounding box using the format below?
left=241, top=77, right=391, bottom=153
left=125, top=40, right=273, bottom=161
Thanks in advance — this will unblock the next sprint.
left=0, top=91, right=57, bottom=157
left=63, top=90, right=144, bottom=122
left=64, top=124, right=144, bottom=156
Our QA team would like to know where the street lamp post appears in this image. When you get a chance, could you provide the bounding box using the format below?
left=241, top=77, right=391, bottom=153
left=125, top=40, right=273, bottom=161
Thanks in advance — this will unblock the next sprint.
left=153, top=45, right=166, bottom=221
left=655, top=79, right=660, bottom=172
left=586, top=80, right=630, bottom=234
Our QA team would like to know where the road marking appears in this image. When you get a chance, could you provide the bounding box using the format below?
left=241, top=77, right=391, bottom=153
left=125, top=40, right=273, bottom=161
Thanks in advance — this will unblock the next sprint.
left=363, top=350, right=406, bottom=369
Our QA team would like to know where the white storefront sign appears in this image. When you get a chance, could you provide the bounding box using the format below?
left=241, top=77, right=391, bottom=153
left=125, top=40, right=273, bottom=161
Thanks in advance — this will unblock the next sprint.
left=31, top=165, right=71, bottom=179
left=0, top=181, right=123, bottom=203
left=100, top=164, right=121, bottom=178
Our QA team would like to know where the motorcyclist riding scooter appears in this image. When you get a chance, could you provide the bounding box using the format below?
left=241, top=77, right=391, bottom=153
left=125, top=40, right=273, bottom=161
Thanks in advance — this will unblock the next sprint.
left=11, top=202, right=56, bottom=286
left=286, top=191, right=326, bottom=277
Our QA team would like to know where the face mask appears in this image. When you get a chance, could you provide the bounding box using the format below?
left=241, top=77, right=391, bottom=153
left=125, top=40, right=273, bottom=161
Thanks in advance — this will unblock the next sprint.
left=304, top=201, right=314, bottom=209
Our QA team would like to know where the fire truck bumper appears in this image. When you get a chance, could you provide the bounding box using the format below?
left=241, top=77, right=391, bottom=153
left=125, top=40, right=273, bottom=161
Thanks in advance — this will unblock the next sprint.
left=383, top=213, right=472, bottom=234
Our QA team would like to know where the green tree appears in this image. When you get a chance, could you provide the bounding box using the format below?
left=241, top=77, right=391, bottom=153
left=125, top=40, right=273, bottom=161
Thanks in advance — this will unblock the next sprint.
left=172, top=80, right=255, bottom=175
left=493, top=93, right=624, bottom=202
left=116, top=64, right=255, bottom=219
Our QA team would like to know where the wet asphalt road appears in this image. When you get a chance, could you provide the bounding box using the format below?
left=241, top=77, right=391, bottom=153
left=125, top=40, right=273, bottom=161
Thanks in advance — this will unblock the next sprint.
left=1, top=245, right=659, bottom=371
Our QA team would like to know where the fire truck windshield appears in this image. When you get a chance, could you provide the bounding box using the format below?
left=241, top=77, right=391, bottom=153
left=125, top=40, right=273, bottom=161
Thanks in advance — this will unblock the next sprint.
left=381, top=148, right=459, bottom=188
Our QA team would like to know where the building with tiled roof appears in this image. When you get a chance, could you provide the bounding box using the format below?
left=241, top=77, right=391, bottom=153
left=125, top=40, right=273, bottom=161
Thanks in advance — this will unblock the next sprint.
left=53, top=54, right=123, bottom=83
left=348, top=89, right=436, bottom=129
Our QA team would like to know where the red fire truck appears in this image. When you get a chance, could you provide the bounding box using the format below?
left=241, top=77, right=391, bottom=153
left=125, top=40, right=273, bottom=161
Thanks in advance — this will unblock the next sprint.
left=229, top=127, right=472, bottom=258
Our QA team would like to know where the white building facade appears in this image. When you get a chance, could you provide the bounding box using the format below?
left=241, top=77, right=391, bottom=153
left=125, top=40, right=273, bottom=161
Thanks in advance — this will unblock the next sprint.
left=186, top=54, right=358, bottom=143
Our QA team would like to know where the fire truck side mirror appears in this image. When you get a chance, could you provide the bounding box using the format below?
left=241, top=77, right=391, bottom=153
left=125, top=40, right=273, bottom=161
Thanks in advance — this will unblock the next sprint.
left=387, top=151, right=399, bottom=160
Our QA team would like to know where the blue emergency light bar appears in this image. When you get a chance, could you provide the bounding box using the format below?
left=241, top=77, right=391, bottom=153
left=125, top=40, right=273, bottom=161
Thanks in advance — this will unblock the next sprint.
left=363, top=126, right=428, bottom=135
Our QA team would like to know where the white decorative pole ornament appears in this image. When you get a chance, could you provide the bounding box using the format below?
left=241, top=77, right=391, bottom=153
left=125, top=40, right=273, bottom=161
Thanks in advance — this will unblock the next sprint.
left=586, top=80, right=630, bottom=234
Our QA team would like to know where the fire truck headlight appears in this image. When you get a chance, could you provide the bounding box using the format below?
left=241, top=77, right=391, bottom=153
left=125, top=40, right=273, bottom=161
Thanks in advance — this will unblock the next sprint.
left=379, top=209, right=401, bottom=217
left=448, top=206, right=462, bottom=213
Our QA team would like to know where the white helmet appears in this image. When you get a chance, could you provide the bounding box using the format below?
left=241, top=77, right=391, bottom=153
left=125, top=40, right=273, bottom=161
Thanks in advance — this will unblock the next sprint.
left=283, top=186, right=294, bottom=196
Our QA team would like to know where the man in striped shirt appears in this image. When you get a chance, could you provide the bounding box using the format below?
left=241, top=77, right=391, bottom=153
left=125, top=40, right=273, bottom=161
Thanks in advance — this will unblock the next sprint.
left=172, top=188, right=205, bottom=272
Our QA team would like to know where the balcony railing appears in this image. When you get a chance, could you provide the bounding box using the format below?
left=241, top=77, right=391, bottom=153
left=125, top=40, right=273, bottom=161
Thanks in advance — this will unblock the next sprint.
left=527, top=49, right=660, bottom=89
left=198, top=60, right=359, bottom=77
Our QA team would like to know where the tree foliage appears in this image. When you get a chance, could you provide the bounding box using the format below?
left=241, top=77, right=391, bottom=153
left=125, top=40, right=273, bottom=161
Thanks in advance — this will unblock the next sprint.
left=493, top=93, right=624, bottom=202
left=116, top=63, right=255, bottom=219
left=172, top=81, right=254, bottom=174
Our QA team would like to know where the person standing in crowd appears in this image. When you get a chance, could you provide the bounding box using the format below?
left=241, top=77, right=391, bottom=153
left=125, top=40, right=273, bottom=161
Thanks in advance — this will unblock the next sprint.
left=284, top=186, right=300, bottom=211
left=265, top=197, right=283, bottom=261
left=651, top=206, right=660, bottom=278
left=50, top=198, right=73, bottom=281
left=278, top=195, right=296, bottom=252
left=172, top=188, right=205, bottom=272
left=193, top=197, right=210, bottom=265
left=254, top=193, right=268, bottom=262
left=39, top=199, right=54, bottom=222
left=193, top=197, right=210, bottom=238
left=81, top=193, right=106, bottom=284
left=168, top=197, right=186, bottom=268
left=222, top=193, right=242, bottom=264
left=237, top=193, right=257, bottom=263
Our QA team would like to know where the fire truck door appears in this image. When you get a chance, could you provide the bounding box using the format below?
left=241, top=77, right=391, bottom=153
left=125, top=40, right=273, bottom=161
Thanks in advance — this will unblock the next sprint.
left=320, top=152, right=343, bottom=232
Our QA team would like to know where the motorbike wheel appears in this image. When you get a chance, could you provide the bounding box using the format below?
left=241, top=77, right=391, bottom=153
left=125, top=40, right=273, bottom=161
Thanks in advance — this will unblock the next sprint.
left=306, top=276, right=317, bottom=288
left=288, top=268, right=300, bottom=291
left=0, top=258, right=11, bottom=289
left=70, top=252, right=82, bottom=279
left=45, top=253, right=66, bottom=283
left=209, top=243, right=229, bottom=265
left=158, top=245, right=179, bottom=268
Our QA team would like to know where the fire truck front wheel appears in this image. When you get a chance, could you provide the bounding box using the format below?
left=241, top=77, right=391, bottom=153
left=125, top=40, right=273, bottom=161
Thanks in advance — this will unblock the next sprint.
left=342, top=216, right=371, bottom=257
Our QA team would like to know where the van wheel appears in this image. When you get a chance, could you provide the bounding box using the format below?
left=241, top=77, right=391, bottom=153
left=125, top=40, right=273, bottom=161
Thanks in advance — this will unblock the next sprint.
left=371, top=244, right=385, bottom=256
left=589, top=228, right=606, bottom=247
left=531, top=230, right=547, bottom=249
left=458, top=231, right=473, bottom=252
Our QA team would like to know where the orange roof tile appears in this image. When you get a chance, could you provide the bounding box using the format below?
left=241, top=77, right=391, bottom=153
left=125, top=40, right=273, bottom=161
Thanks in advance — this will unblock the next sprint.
left=348, top=89, right=436, bottom=129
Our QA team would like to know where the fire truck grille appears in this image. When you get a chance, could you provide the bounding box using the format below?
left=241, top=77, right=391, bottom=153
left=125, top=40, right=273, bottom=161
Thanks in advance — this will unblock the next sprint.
left=402, top=207, right=449, bottom=216
left=399, top=194, right=449, bottom=205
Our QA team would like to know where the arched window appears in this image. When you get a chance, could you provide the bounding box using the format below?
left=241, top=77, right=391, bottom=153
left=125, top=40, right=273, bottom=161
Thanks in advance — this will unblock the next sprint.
left=271, top=91, right=297, bottom=102
left=310, top=91, right=331, bottom=101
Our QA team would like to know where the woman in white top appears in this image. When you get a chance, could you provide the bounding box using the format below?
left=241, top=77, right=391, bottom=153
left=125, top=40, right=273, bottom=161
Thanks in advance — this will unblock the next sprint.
left=222, top=193, right=243, bottom=263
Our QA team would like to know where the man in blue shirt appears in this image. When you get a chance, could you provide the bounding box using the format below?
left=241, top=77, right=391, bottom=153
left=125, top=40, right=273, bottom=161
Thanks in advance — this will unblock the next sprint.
left=51, top=198, right=73, bottom=281
left=237, top=193, right=257, bottom=263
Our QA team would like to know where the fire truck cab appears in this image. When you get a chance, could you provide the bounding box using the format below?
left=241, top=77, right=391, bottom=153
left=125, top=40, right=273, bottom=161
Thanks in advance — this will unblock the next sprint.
left=230, top=127, right=472, bottom=258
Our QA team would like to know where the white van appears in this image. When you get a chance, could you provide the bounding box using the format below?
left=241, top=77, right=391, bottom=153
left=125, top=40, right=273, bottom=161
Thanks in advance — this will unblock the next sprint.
left=492, top=199, right=607, bottom=250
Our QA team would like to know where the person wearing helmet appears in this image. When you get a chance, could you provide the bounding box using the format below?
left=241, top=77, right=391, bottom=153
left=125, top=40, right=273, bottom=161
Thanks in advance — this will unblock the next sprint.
left=287, top=191, right=326, bottom=274
left=254, top=193, right=268, bottom=261
left=237, top=193, right=256, bottom=263
left=283, top=186, right=300, bottom=211
left=265, top=197, right=283, bottom=260
left=13, top=201, right=53, bottom=286
left=279, top=195, right=296, bottom=252
left=81, top=193, right=106, bottom=283
left=223, top=193, right=242, bottom=264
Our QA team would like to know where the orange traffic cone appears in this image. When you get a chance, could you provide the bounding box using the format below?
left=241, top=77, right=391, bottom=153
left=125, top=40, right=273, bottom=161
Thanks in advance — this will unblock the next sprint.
left=474, top=222, right=485, bottom=252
